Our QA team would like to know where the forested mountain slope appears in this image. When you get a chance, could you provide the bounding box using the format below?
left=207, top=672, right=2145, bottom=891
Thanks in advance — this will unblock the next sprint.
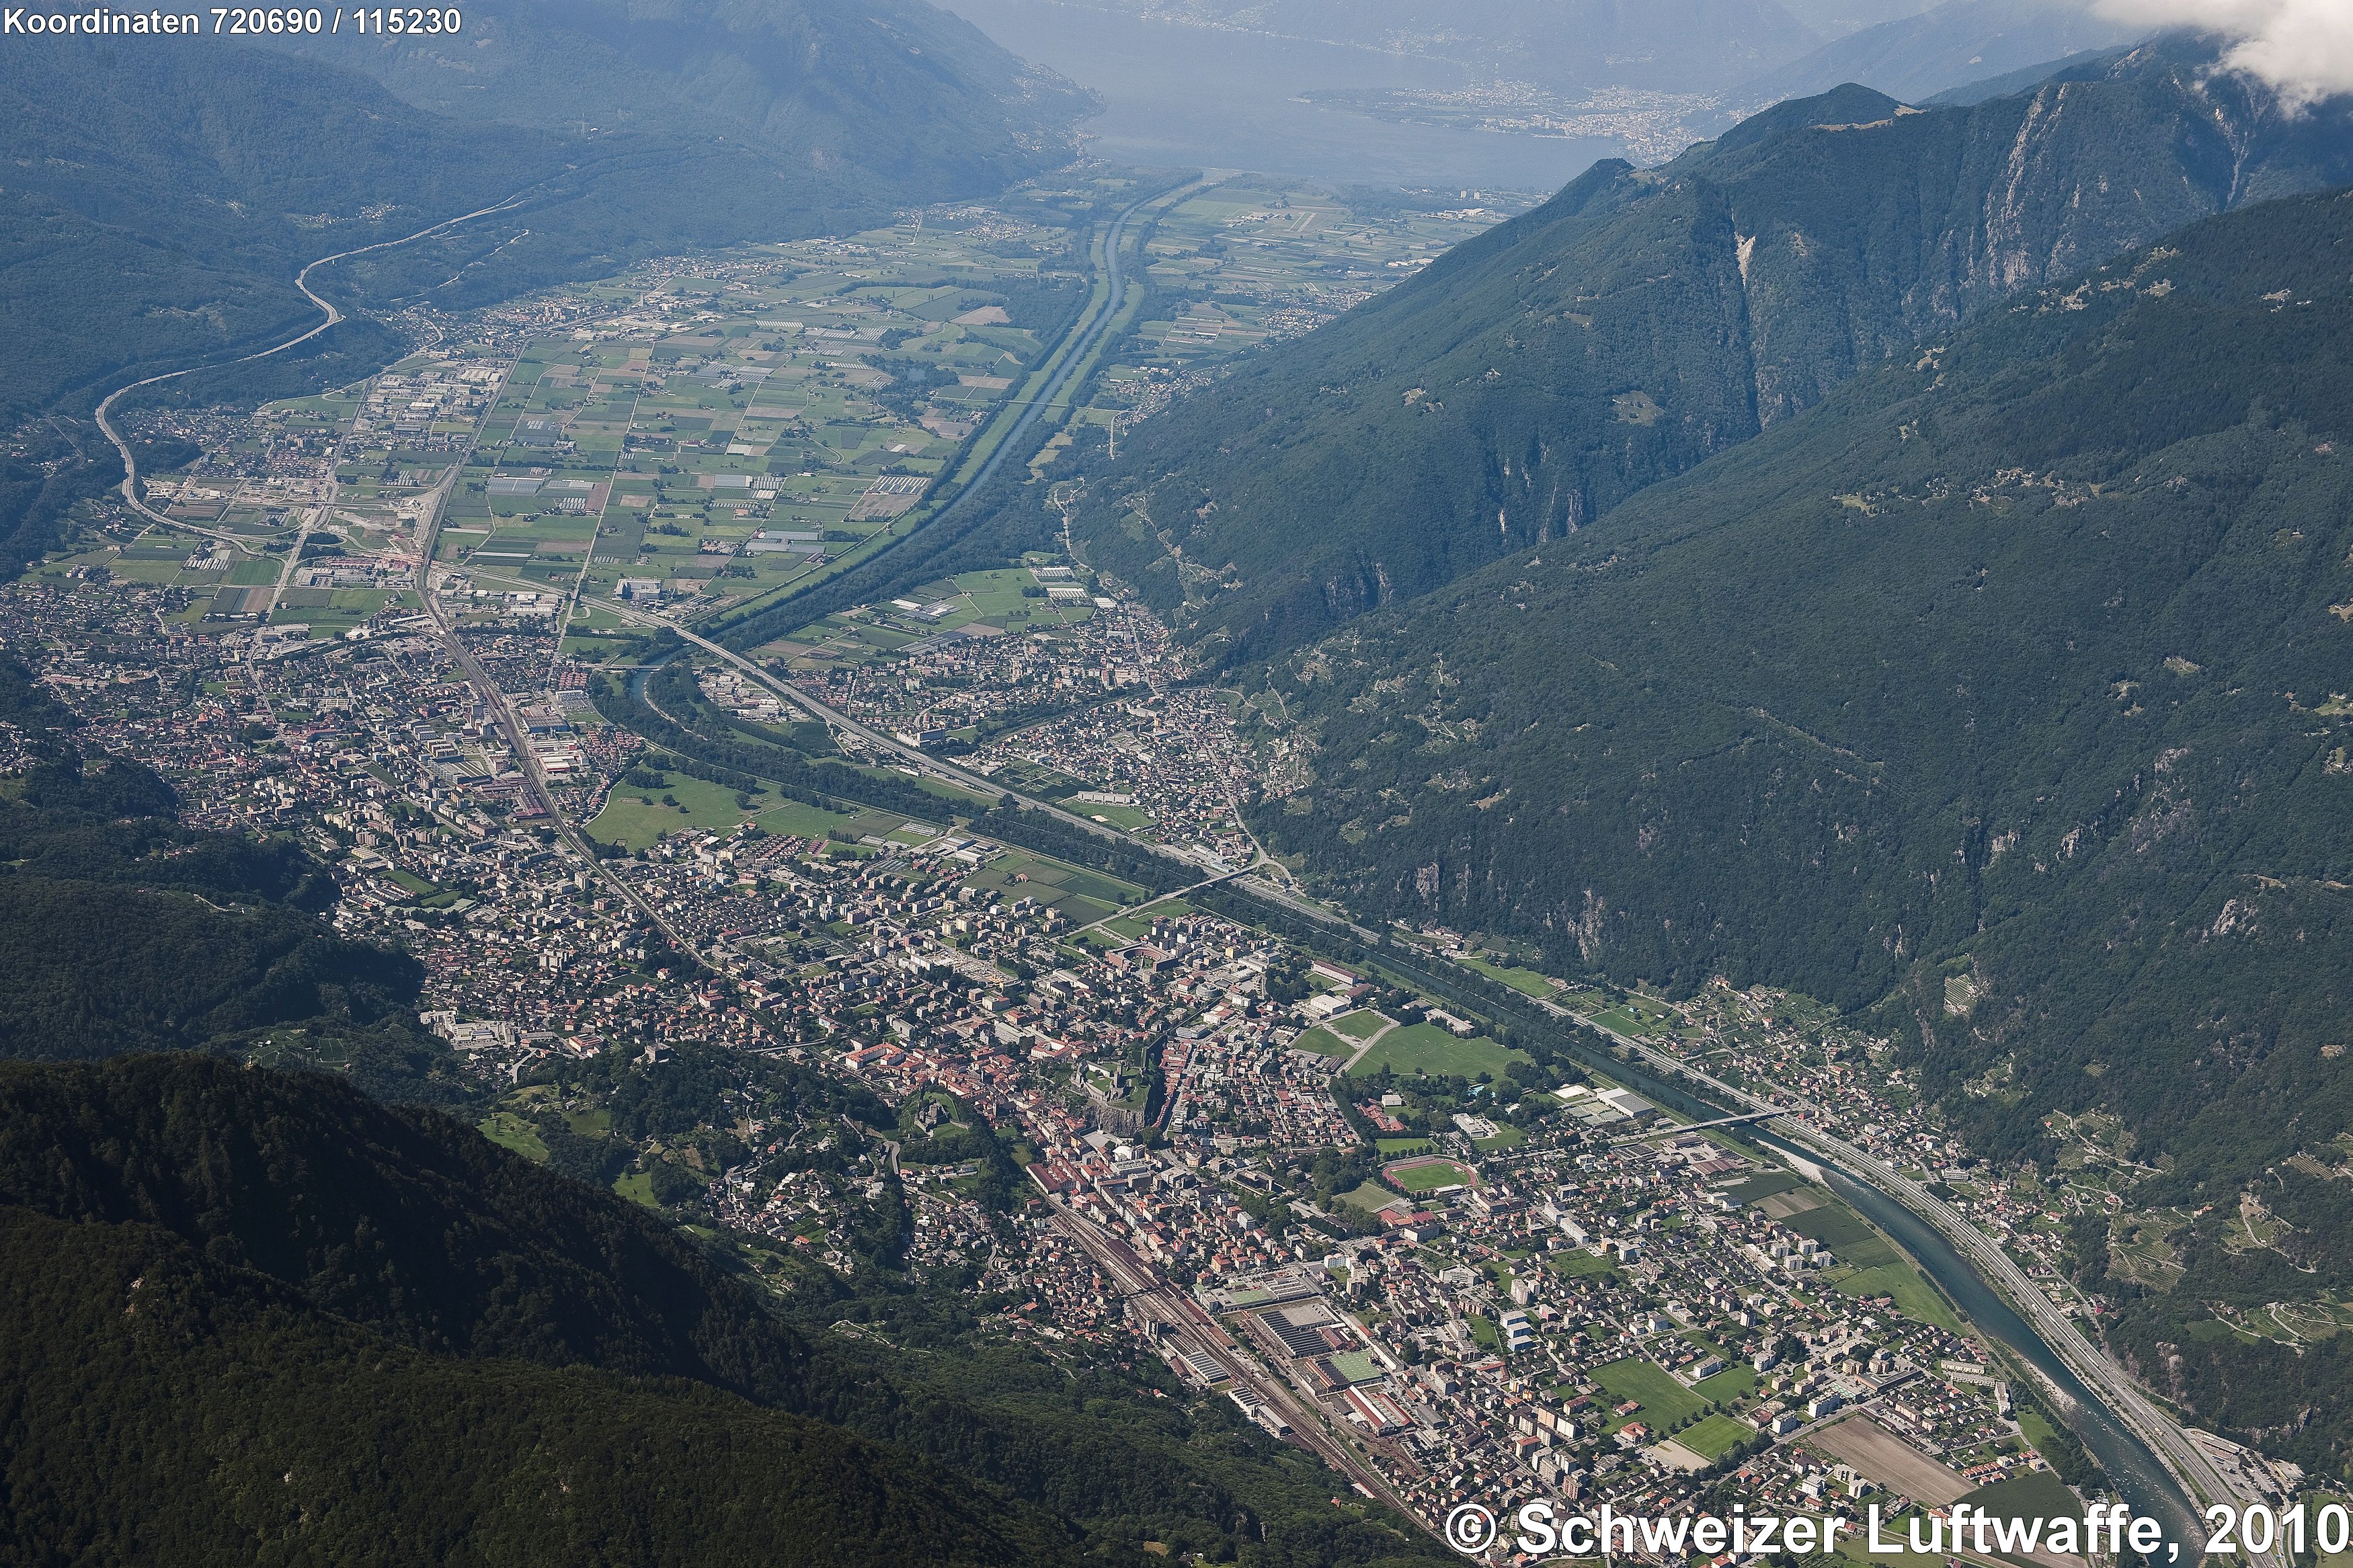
left=2, top=12, right=1084, bottom=419
left=1072, top=42, right=2353, bottom=661
left=0, top=42, right=562, bottom=417
left=0, top=1055, right=1040, bottom=1563
left=0, top=1053, right=1451, bottom=1567
left=1249, top=189, right=2353, bottom=1210
left=0, top=654, right=454, bottom=1096
left=0, top=1053, right=813, bottom=1392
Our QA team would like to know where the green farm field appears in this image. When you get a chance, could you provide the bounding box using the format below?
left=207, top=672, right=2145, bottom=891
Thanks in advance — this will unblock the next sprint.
left=1293, top=1025, right=1353, bottom=1057
left=588, top=774, right=767, bottom=850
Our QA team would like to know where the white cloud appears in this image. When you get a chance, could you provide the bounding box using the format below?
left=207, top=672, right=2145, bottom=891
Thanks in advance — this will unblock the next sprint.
left=2092, top=0, right=2353, bottom=106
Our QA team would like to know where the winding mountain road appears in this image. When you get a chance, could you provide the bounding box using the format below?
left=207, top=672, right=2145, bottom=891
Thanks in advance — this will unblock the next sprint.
left=93, top=192, right=531, bottom=532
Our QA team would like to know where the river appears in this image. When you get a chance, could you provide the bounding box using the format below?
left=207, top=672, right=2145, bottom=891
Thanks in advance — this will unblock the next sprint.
left=1564, top=1044, right=2204, bottom=1553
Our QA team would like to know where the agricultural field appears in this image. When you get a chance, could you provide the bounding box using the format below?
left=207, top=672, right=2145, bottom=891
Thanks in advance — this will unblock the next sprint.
left=86, top=173, right=1527, bottom=661
left=1693, top=1364, right=1757, bottom=1403
left=1781, top=1200, right=1897, bottom=1268
left=440, top=284, right=1024, bottom=625
left=1954, top=1469, right=2081, bottom=1520
left=1725, top=1169, right=1806, bottom=1205
left=440, top=173, right=1525, bottom=651
left=1099, top=182, right=1537, bottom=423
left=956, top=847, right=1148, bottom=925
left=1590, top=993, right=1681, bottom=1036
left=476, top=1112, right=549, bottom=1162
left=42, top=354, right=472, bottom=634
left=1550, top=1248, right=1618, bottom=1278
left=588, top=774, right=782, bottom=851
left=1457, top=952, right=1563, bottom=999
left=760, top=562, right=1099, bottom=678
left=1833, top=1262, right=1964, bottom=1333
left=584, top=775, right=920, bottom=854
left=1099, top=899, right=1197, bottom=941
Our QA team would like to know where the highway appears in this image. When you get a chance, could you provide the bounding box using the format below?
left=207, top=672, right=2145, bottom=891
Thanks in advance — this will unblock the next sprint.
left=1549, top=1006, right=2260, bottom=1563
left=1609, top=1108, right=1786, bottom=1145
left=707, top=178, right=1194, bottom=644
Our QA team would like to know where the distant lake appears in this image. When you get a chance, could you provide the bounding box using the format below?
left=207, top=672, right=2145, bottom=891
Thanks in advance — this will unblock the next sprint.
left=945, top=0, right=1612, bottom=192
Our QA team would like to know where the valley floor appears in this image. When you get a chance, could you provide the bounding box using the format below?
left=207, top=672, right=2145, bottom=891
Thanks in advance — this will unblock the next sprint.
left=7, top=172, right=2299, bottom=1558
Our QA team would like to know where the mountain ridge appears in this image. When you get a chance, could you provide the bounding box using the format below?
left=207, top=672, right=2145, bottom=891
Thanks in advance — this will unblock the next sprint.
left=1724, top=0, right=2140, bottom=111
left=0, top=1198, right=1097, bottom=1568
left=1230, top=181, right=2353, bottom=1476
left=1244, top=186, right=2353, bottom=1194
left=1070, top=41, right=2353, bottom=663
left=263, top=0, right=1093, bottom=199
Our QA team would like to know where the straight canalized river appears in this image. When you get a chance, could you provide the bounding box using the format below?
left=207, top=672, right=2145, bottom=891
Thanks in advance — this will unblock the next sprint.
left=1573, top=1049, right=2203, bottom=1555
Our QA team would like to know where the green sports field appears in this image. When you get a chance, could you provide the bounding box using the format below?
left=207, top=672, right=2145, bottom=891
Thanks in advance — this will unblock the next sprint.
left=1382, top=1155, right=1477, bottom=1194
left=1680, top=1413, right=1755, bottom=1459
left=1591, top=1358, right=1708, bottom=1429
left=1343, top=1022, right=1529, bottom=1079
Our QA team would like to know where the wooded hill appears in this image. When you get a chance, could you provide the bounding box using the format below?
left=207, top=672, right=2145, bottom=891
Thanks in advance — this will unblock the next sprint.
left=1072, top=42, right=2353, bottom=663
left=0, top=653, right=462, bottom=1098
left=0, top=1056, right=1102, bottom=1568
